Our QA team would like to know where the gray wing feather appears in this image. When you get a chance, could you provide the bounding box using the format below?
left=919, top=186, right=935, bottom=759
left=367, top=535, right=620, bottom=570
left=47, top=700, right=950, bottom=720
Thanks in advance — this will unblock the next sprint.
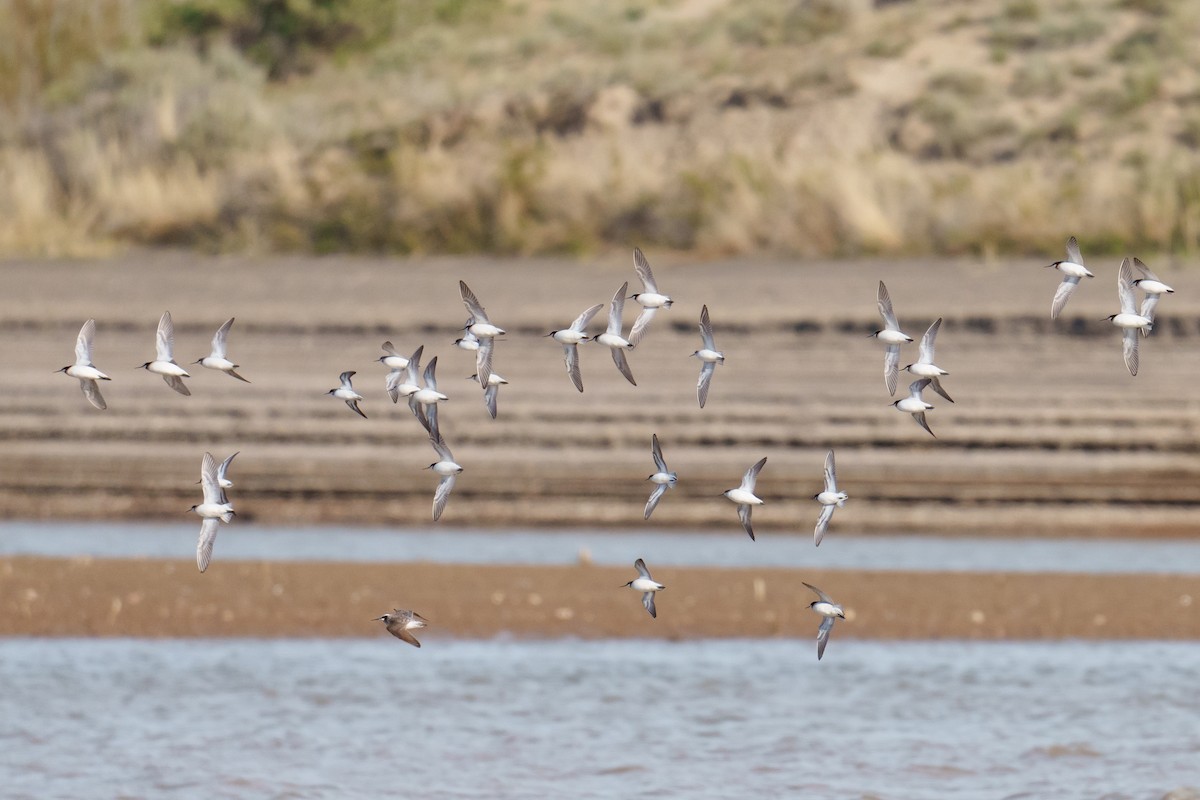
left=738, top=503, right=755, bottom=541
left=1122, top=328, right=1139, bottom=376
left=201, top=452, right=222, bottom=504
left=608, top=282, right=628, bottom=334
left=632, top=247, right=658, bottom=293
left=433, top=474, right=456, bottom=521
left=156, top=311, right=175, bottom=362
left=475, top=338, right=493, bottom=390
left=697, top=362, right=715, bottom=408
left=802, top=582, right=836, bottom=604
left=211, top=318, right=234, bottom=359
left=741, top=456, right=767, bottom=491
left=459, top=280, right=489, bottom=323
left=1139, top=293, right=1160, bottom=322
left=634, top=558, right=652, bottom=579
left=346, top=399, right=367, bottom=419
left=918, top=318, right=941, bottom=363
left=1051, top=276, right=1080, bottom=319
left=405, top=347, right=423, bottom=385
left=611, top=347, right=636, bottom=386
left=1065, top=236, right=1083, bottom=266
left=218, top=452, right=239, bottom=483
left=563, top=344, right=584, bottom=392
left=651, top=434, right=668, bottom=472
left=823, top=449, right=837, bottom=493
left=76, top=318, right=96, bottom=364
left=884, top=345, right=900, bottom=396
left=196, top=517, right=219, bottom=573
left=642, top=592, right=657, bottom=619
left=391, top=626, right=422, bottom=647
left=163, top=374, right=190, bottom=396
left=817, top=616, right=835, bottom=660
left=629, top=306, right=656, bottom=347
left=815, top=504, right=835, bottom=547
left=929, top=376, right=954, bottom=403
left=877, top=281, right=899, bottom=330
left=699, top=304, right=715, bottom=349
left=80, top=379, right=106, bottom=410
left=912, top=411, right=935, bottom=437
left=386, top=370, right=402, bottom=402
left=1118, top=258, right=1137, bottom=315
left=644, top=483, right=668, bottom=520
left=483, top=384, right=498, bottom=419
left=570, top=303, right=603, bottom=332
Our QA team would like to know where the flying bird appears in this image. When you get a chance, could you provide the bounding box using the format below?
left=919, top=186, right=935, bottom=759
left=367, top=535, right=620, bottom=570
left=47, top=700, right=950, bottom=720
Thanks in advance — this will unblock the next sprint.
left=139, top=311, right=191, bottom=396
left=623, top=558, right=665, bottom=618
left=1046, top=236, right=1094, bottom=319
left=58, top=318, right=110, bottom=410
left=892, top=378, right=936, bottom=437
left=546, top=303, right=603, bottom=392
left=469, top=371, right=507, bottom=419
left=327, top=370, right=367, bottom=418
left=644, top=434, right=677, bottom=520
left=595, top=282, right=637, bottom=386
left=193, top=318, right=249, bottom=382
left=813, top=449, right=848, bottom=547
left=802, top=582, right=845, bottom=661
left=691, top=304, right=725, bottom=408
left=723, top=457, right=767, bottom=541
left=1108, top=257, right=1153, bottom=376
left=902, top=317, right=953, bottom=403
left=191, top=451, right=235, bottom=573
left=628, top=247, right=673, bottom=347
left=427, top=432, right=463, bottom=522
left=871, top=281, right=912, bottom=396
left=459, top=281, right=505, bottom=389
left=373, top=609, right=429, bottom=648
left=385, top=345, right=424, bottom=404
left=1131, top=257, right=1174, bottom=325
left=410, top=356, right=449, bottom=436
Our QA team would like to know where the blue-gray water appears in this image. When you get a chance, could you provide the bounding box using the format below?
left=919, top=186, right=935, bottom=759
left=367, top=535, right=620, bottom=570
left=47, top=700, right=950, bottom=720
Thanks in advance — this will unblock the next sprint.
left=2, top=638, right=1198, bottom=799
left=4, top=521, right=1200, bottom=574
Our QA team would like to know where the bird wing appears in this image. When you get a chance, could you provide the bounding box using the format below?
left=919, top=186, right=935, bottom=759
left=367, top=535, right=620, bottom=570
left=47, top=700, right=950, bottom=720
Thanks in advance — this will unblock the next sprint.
left=155, top=311, right=175, bottom=362
left=218, top=452, right=239, bottom=483
left=802, top=582, right=835, bottom=604
left=76, top=318, right=97, bottom=364
left=339, top=370, right=356, bottom=388
left=738, top=503, right=755, bottom=541
left=912, top=410, right=935, bottom=437
left=741, top=456, right=767, bottom=492
left=1051, top=275, right=1081, bottom=319
left=80, top=379, right=107, bottom=410
left=629, top=306, right=658, bottom=348
left=824, top=449, right=837, bottom=493
left=196, top=517, right=219, bottom=573
left=459, top=280, right=491, bottom=324
left=570, top=303, right=604, bottom=332
left=475, top=337, right=494, bottom=390
left=201, top=452, right=222, bottom=504
left=483, top=384, right=498, bottom=419
left=346, top=399, right=367, bottom=419
left=211, top=317, right=234, bottom=359
left=918, top=318, right=942, bottom=364
left=562, top=344, right=584, bottom=392
left=162, top=374, right=191, bottom=396
left=877, top=281, right=900, bottom=330
left=386, top=369, right=402, bottom=402
left=651, top=434, right=668, bottom=473
left=815, top=504, right=835, bottom=547
left=381, top=340, right=400, bottom=357
left=433, top=474, right=456, bottom=521
left=1118, top=258, right=1137, bottom=315
left=611, top=347, right=637, bottom=386
left=1122, top=328, right=1139, bottom=376
left=642, top=592, right=657, bottom=619
left=928, top=376, right=955, bottom=404
left=1139, top=293, right=1160, bottom=322
left=405, top=346, right=424, bottom=385
left=645, top=483, right=668, bottom=520
left=608, top=282, right=628, bottom=335
left=697, top=362, right=715, bottom=409
left=430, top=432, right=454, bottom=462
left=1065, top=235, right=1083, bottom=266
left=423, top=356, right=439, bottom=391
left=884, top=345, right=900, bottom=396
left=390, top=625, right=422, bottom=647
left=632, top=247, right=659, bottom=293
left=698, top=304, right=716, bottom=350
left=816, top=616, right=836, bottom=660
left=1132, top=257, right=1161, bottom=283
left=909, top=378, right=931, bottom=400
left=634, top=558, right=652, bottom=579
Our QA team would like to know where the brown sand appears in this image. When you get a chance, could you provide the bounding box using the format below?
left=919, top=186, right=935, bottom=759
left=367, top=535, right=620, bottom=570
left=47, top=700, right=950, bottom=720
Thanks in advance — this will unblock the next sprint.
left=3, top=254, right=1200, bottom=537
left=3, top=557, right=1197, bottom=641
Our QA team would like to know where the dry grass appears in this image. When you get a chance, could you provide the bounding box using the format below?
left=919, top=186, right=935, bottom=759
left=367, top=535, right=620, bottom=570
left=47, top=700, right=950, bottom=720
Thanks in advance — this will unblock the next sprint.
left=5, top=0, right=1200, bottom=257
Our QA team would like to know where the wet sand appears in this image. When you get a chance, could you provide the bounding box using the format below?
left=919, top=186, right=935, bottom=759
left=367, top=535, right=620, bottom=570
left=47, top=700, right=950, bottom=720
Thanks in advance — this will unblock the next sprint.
left=3, top=254, right=1200, bottom=537
left=3, top=556, right=1197, bottom=640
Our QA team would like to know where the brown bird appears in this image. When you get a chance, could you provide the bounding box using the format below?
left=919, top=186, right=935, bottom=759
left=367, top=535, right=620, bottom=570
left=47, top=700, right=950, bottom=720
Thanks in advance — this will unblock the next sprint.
left=374, top=609, right=429, bottom=648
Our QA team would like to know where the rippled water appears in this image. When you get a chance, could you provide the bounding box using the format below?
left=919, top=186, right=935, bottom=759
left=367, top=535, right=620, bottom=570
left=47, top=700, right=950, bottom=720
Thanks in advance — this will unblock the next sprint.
left=2, top=638, right=1198, bottom=799
left=5, top=520, right=1200, bottom=574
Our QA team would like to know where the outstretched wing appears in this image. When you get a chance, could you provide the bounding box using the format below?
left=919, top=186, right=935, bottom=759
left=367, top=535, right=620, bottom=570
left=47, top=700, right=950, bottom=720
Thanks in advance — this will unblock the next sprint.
left=433, top=474, right=456, bottom=521
left=816, top=616, right=836, bottom=660
left=884, top=345, right=900, bottom=396
left=738, top=503, right=755, bottom=541
left=740, top=457, right=767, bottom=492
left=918, top=318, right=942, bottom=364
left=76, top=318, right=97, bottom=364
left=611, top=348, right=636, bottom=386
left=698, top=304, right=716, bottom=350
left=1065, top=235, right=1083, bottom=266
left=634, top=558, right=652, bottom=579
left=642, top=592, right=657, bottom=619
left=802, top=581, right=835, bottom=604
left=877, top=281, right=900, bottom=330
left=80, top=379, right=106, bottom=410
left=563, top=344, right=584, bottom=392
left=823, top=449, right=837, bottom=493
left=459, top=280, right=490, bottom=324
left=156, top=311, right=175, bottom=362
left=1051, top=276, right=1081, bottom=319
left=628, top=306, right=657, bottom=348
left=162, top=374, right=190, bottom=396
left=608, top=282, right=628, bottom=335
left=196, top=517, right=219, bottom=573
left=475, top=338, right=494, bottom=390
left=570, top=303, right=603, bottom=332
left=211, top=318, right=234, bottom=359
left=632, top=247, right=658, bottom=293
left=651, top=434, right=668, bottom=473
left=644, top=483, right=668, bottom=520
left=697, top=362, right=715, bottom=408
left=815, top=504, right=835, bottom=547
left=1122, top=328, right=1139, bottom=376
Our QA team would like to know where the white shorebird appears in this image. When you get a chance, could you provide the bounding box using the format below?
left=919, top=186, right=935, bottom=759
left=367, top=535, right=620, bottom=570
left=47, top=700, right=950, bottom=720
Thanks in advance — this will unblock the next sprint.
left=427, top=432, right=463, bottom=522
left=215, top=452, right=238, bottom=490
left=459, top=281, right=505, bottom=389
left=546, top=303, right=603, bottom=392
left=410, top=356, right=449, bottom=435
left=378, top=341, right=411, bottom=400
left=802, top=582, right=845, bottom=661
left=469, top=371, right=507, bottom=419
left=191, top=451, right=235, bottom=573
left=1108, top=257, right=1153, bottom=376
left=902, top=317, right=953, bottom=403
left=1046, top=236, right=1094, bottom=319
left=628, top=247, right=673, bottom=347
left=1131, top=257, right=1174, bottom=324
left=328, top=370, right=367, bottom=418
left=691, top=304, right=724, bottom=408
left=723, top=456, right=767, bottom=541
left=193, top=318, right=249, bottom=383
left=385, top=345, right=424, bottom=404
left=453, top=328, right=481, bottom=353
left=644, top=433, right=677, bottom=520
left=871, top=281, right=912, bottom=396
left=623, top=558, right=665, bottom=618
left=58, top=318, right=110, bottom=410
left=139, top=311, right=191, bottom=396
left=893, top=378, right=935, bottom=437
left=596, top=281, right=637, bottom=386
left=813, top=449, right=848, bottom=547
left=374, top=609, right=429, bottom=648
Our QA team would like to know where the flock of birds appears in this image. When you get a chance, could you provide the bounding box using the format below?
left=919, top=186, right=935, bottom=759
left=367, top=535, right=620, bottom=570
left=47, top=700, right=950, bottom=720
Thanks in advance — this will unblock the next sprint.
left=54, top=240, right=1175, bottom=657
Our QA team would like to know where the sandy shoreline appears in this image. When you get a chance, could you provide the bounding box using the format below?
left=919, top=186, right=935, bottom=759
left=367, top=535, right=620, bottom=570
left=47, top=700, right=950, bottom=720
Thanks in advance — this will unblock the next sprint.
left=3, top=556, right=1197, bottom=641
